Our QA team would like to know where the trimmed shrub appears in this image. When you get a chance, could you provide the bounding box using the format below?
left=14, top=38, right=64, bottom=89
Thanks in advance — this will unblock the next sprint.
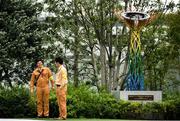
left=0, top=85, right=36, bottom=118
left=0, top=84, right=180, bottom=120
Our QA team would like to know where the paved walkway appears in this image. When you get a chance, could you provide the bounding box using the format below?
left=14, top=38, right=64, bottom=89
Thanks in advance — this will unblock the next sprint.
left=0, top=118, right=40, bottom=121
left=0, top=119, right=177, bottom=121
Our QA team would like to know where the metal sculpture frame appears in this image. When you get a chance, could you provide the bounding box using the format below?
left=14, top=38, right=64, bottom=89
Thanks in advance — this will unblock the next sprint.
left=121, top=11, right=150, bottom=90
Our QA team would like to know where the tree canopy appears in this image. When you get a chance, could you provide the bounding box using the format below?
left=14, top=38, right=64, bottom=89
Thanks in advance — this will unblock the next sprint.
left=0, top=0, right=179, bottom=93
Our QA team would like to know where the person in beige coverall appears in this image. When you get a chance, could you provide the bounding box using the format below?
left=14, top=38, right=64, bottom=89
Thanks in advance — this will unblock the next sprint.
left=55, top=57, right=68, bottom=120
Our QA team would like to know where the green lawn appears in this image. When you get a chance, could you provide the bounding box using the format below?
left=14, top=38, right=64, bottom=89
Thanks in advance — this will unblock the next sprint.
left=44, top=119, right=145, bottom=121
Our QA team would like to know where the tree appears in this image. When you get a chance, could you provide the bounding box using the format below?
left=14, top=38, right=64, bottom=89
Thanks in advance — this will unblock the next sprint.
left=44, top=0, right=179, bottom=92
left=45, top=0, right=128, bottom=91
left=141, top=3, right=180, bottom=90
left=0, top=0, right=45, bottom=86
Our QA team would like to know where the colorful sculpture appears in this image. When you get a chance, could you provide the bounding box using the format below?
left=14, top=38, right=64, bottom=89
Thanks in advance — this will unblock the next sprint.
left=115, top=10, right=157, bottom=90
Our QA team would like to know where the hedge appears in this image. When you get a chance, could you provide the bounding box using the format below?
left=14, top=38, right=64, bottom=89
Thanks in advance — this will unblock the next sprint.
left=0, top=85, right=179, bottom=119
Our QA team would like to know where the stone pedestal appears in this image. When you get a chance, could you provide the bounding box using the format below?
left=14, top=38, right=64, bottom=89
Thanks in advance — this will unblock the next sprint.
left=112, top=91, right=162, bottom=103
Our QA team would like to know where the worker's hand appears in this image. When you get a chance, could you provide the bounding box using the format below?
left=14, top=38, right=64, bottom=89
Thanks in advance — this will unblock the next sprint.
left=51, top=86, right=55, bottom=91
left=30, top=89, right=34, bottom=96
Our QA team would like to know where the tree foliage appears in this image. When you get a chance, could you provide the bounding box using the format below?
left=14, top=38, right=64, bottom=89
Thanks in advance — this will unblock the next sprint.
left=0, top=0, right=179, bottom=93
left=0, top=0, right=46, bottom=86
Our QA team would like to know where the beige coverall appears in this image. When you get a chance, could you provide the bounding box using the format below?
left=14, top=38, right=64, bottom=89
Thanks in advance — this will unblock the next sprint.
left=56, top=65, right=68, bottom=119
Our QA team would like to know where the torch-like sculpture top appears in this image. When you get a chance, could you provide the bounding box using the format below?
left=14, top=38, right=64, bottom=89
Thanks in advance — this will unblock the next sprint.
left=114, top=9, right=157, bottom=30
left=121, top=11, right=150, bottom=30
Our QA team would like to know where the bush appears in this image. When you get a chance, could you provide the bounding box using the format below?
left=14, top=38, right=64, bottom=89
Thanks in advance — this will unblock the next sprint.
left=0, top=85, right=36, bottom=118
left=0, top=84, right=180, bottom=119
left=66, top=85, right=180, bottom=119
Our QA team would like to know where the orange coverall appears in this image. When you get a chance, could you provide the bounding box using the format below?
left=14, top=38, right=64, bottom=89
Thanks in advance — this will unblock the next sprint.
left=56, top=65, right=68, bottom=119
left=30, top=67, right=54, bottom=117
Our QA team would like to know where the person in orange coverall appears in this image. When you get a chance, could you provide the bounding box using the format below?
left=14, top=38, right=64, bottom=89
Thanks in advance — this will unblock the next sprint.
left=30, top=59, right=54, bottom=118
left=55, top=57, right=68, bottom=120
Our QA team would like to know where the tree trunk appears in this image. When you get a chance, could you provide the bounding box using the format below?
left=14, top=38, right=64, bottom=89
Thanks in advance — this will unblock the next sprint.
left=73, top=47, right=79, bottom=87
left=91, top=46, right=99, bottom=88
left=4, top=69, right=13, bottom=87
left=100, top=43, right=107, bottom=88
left=99, top=0, right=107, bottom=88
left=119, top=56, right=128, bottom=90
left=113, top=51, right=121, bottom=90
left=73, top=0, right=79, bottom=87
